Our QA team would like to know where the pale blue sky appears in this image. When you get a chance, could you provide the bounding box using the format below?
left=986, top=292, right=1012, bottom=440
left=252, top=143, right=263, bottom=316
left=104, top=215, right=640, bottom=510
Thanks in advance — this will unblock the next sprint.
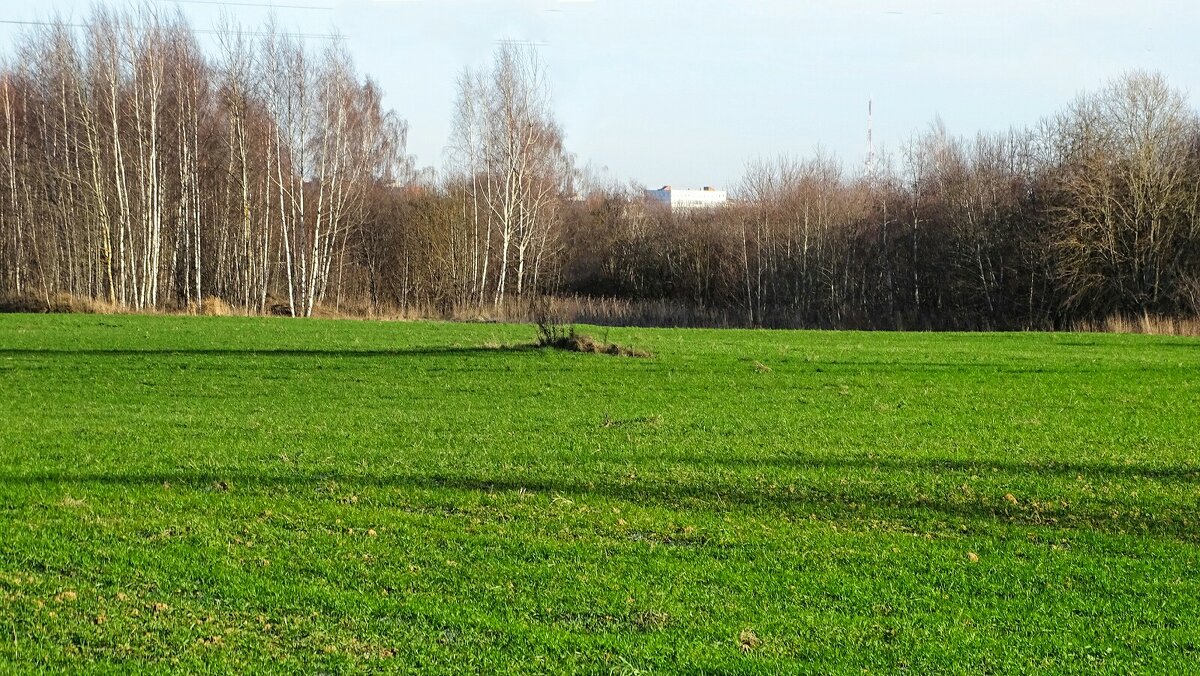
left=1, top=0, right=1197, bottom=190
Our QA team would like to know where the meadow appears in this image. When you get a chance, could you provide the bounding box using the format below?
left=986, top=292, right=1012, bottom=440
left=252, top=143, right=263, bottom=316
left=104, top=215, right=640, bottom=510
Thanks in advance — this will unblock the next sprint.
left=0, top=314, right=1197, bottom=673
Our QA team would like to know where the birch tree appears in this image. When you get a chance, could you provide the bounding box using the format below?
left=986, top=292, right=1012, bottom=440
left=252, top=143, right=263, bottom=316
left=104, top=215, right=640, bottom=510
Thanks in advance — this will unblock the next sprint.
left=449, top=43, right=569, bottom=307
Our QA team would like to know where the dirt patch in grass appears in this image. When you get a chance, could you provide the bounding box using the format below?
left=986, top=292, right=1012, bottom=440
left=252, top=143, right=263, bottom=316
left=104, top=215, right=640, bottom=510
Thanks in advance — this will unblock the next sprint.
left=533, top=296, right=652, bottom=357
left=537, top=325, right=651, bottom=358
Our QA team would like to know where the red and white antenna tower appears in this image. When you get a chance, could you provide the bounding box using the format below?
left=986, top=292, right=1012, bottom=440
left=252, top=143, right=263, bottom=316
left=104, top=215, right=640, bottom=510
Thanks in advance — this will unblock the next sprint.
left=865, top=97, right=877, bottom=179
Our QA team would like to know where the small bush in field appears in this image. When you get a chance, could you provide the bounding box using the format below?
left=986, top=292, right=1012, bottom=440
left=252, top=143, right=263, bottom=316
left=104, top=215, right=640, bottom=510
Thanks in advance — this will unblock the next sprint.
left=536, top=325, right=651, bottom=358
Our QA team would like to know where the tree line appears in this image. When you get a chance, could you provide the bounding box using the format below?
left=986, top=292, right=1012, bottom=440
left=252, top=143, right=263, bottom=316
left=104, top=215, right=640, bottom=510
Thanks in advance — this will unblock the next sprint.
left=1, top=10, right=1198, bottom=328
left=0, top=8, right=407, bottom=316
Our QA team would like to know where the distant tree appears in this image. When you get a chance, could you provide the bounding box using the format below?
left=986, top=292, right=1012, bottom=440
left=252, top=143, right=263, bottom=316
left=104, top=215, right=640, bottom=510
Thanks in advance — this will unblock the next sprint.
left=449, top=43, right=571, bottom=307
left=1048, top=71, right=1200, bottom=317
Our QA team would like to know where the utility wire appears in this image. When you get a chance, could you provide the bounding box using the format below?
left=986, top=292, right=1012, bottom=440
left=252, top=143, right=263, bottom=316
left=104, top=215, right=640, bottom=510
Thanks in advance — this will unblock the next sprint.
left=154, top=0, right=334, bottom=10
left=493, top=38, right=549, bottom=47
left=0, top=19, right=346, bottom=40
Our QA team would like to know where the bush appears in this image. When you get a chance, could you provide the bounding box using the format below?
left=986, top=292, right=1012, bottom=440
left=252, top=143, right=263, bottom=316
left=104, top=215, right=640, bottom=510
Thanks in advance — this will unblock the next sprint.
left=535, top=320, right=651, bottom=358
left=0, top=295, right=50, bottom=313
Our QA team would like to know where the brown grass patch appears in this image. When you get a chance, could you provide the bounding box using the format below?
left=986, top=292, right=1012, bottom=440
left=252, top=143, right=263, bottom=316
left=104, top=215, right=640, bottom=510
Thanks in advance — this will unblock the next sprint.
left=1074, top=313, right=1200, bottom=336
left=0, top=293, right=120, bottom=314
left=68, top=295, right=123, bottom=314
left=738, top=629, right=761, bottom=653
left=199, top=296, right=235, bottom=317
left=631, top=610, right=670, bottom=632
left=537, top=326, right=651, bottom=358
left=9, top=289, right=1199, bottom=335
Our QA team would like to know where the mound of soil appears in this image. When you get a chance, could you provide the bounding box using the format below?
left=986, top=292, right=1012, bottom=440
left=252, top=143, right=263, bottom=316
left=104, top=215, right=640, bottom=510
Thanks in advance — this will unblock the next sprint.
left=540, top=329, right=651, bottom=358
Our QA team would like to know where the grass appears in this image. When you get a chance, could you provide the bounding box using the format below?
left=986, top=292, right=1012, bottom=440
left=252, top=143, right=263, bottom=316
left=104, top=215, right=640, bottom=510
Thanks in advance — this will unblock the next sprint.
left=0, top=314, right=1198, bottom=673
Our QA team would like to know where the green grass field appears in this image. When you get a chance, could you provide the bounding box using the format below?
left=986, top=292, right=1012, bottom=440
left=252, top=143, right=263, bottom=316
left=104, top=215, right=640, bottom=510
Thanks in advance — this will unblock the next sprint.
left=1, top=315, right=1198, bottom=673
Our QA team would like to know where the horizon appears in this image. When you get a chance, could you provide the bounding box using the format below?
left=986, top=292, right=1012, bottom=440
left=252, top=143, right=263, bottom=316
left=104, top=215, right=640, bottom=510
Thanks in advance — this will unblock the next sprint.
left=0, top=0, right=1197, bottom=190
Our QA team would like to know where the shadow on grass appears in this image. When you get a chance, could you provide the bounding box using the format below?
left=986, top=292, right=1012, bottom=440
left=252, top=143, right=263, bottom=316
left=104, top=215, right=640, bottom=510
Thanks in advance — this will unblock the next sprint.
left=1, top=463, right=1196, bottom=542
left=0, top=346, right=540, bottom=359
left=676, top=454, right=1200, bottom=483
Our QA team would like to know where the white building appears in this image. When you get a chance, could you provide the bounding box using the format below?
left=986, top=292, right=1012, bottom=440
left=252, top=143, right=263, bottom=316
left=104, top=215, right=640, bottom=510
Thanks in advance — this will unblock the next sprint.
left=644, top=185, right=727, bottom=211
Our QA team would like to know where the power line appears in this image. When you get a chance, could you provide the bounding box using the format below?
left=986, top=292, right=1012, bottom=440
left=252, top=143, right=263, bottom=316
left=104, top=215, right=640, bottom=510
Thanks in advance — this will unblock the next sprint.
left=0, top=19, right=346, bottom=40
left=493, top=39, right=549, bottom=47
left=154, top=0, right=334, bottom=10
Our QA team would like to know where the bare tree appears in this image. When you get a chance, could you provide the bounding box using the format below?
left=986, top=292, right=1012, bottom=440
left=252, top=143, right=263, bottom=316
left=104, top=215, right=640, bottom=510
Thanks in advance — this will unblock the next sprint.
left=1049, top=71, right=1199, bottom=316
left=449, top=43, right=570, bottom=308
